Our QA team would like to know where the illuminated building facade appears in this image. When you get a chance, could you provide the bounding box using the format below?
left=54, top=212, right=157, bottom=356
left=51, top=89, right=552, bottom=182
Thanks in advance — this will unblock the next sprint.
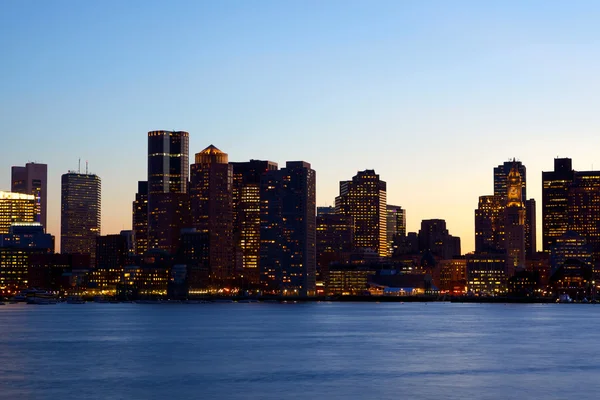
left=120, top=250, right=172, bottom=298
left=550, top=231, right=593, bottom=274
left=190, top=145, right=234, bottom=284
left=0, top=223, right=53, bottom=294
left=317, top=206, right=335, bottom=216
left=316, top=214, right=353, bottom=282
left=418, top=219, right=461, bottom=259
left=11, top=162, right=47, bottom=230
left=466, top=253, right=508, bottom=294
left=132, top=181, right=148, bottom=255
left=335, top=170, right=387, bottom=257
left=386, top=205, right=406, bottom=257
left=494, top=160, right=536, bottom=257
left=542, top=158, right=575, bottom=251
left=260, top=161, right=316, bottom=296
left=90, top=234, right=128, bottom=294
left=494, top=160, right=527, bottom=201
left=549, top=259, right=593, bottom=299
left=147, top=130, right=190, bottom=253
left=438, top=258, right=467, bottom=294
left=230, top=159, right=278, bottom=285
left=504, top=163, right=526, bottom=274
left=474, top=195, right=504, bottom=253
left=567, top=171, right=600, bottom=267
left=60, top=172, right=101, bottom=263
left=326, top=265, right=375, bottom=295
left=0, top=191, right=36, bottom=234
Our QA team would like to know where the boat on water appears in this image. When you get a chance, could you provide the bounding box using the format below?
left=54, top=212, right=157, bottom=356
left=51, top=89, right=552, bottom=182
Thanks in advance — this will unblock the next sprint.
left=11, top=289, right=57, bottom=305
left=557, top=294, right=573, bottom=303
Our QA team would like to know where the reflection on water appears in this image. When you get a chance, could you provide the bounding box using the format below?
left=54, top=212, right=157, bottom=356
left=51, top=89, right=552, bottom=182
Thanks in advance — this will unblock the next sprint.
left=1, top=302, right=599, bottom=400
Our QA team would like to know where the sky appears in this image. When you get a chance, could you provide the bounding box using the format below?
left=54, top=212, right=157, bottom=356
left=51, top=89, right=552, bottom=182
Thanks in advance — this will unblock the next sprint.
left=2, top=0, right=600, bottom=253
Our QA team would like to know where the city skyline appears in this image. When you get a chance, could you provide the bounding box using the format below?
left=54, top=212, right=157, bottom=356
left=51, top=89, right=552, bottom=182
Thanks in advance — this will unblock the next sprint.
left=4, top=1, right=600, bottom=252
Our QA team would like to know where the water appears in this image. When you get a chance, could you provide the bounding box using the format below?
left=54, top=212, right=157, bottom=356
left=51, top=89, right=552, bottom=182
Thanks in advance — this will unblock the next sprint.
left=1, top=302, right=599, bottom=400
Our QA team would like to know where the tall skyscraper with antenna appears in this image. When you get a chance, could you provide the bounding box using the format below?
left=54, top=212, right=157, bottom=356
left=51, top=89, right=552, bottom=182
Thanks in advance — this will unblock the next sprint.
left=61, top=168, right=101, bottom=265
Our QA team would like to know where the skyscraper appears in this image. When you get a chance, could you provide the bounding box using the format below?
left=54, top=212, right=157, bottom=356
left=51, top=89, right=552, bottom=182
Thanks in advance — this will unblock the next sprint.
left=474, top=195, right=504, bottom=253
left=230, top=159, right=278, bottom=285
left=0, top=191, right=36, bottom=234
left=190, top=145, right=234, bottom=285
left=386, top=205, right=406, bottom=256
left=494, top=159, right=536, bottom=256
left=147, top=130, right=190, bottom=253
left=335, top=170, right=387, bottom=257
left=567, top=171, right=600, bottom=265
left=494, top=160, right=526, bottom=200
left=504, top=163, right=526, bottom=273
left=132, top=181, right=148, bottom=255
left=542, top=158, right=575, bottom=251
left=60, top=172, right=101, bottom=263
left=260, top=161, right=316, bottom=296
left=11, top=162, right=47, bottom=230
left=525, top=199, right=537, bottom=258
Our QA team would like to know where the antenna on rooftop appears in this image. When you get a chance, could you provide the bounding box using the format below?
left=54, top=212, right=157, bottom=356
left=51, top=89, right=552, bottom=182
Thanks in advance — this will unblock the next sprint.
left=78, top=158, right=81, bottom=173
left=86, top=160, right=88, bottom=175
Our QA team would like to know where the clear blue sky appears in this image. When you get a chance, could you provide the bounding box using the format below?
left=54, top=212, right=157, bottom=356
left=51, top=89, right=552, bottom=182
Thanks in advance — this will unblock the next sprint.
left=2, top=0, right=600, bottom=252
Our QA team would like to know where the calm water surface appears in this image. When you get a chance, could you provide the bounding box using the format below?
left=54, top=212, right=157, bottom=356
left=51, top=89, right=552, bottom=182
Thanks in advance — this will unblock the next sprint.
left=1, top=302, right=599, bottom=399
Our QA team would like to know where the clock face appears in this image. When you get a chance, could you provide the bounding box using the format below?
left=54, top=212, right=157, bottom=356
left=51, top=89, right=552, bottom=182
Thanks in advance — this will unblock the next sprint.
left=508, top=187, right=518, bottom=198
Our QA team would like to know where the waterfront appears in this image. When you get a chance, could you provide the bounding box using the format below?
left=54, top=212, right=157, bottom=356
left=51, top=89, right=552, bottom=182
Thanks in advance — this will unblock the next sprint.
left=1, top=302, right=599, bottom=400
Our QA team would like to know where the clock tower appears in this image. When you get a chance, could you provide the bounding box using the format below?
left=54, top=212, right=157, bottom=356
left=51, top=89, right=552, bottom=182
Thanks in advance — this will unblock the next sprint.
left=506, top=161, right=523, bottom=208
left=504, top=160, right=526, bottom=273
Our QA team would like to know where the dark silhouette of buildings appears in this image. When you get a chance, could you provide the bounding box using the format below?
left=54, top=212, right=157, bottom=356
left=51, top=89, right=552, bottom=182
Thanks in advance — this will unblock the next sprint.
left=61, top=171, right=101, bottom=265
left=147, top=130, right=190, bottom=253
left=11, top=162, right=47, bottom=230
left=178, top=228, right=210, bottom=295
left=335, top=170, right=387, bottom=257
left=418, top=219, right=461, bottom=259
left=525, top=199, right=537, bottom=258
left=260, top=161, right=316, bottom=296
left=132, top=181, right=148, bottom=255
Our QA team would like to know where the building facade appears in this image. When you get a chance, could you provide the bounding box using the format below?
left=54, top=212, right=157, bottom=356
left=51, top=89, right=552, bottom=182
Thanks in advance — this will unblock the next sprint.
left=0, top=191, right=36, bottom=234
left=542, top=158, right=575, bottom=251
left=335, top=170, right=387, bottom=257
left=132, top=181, right=148, bottom=255
left=260, top=161, right=316, bottom=296
left=190, top=145, right=234, bottom=285
left=11, top=162, right=48, bottom=230
left=230, top=159, right=278, bottom=285
left=147, top=130, right=189, bottom=253
left=60, top=172, right=101, bottom=263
